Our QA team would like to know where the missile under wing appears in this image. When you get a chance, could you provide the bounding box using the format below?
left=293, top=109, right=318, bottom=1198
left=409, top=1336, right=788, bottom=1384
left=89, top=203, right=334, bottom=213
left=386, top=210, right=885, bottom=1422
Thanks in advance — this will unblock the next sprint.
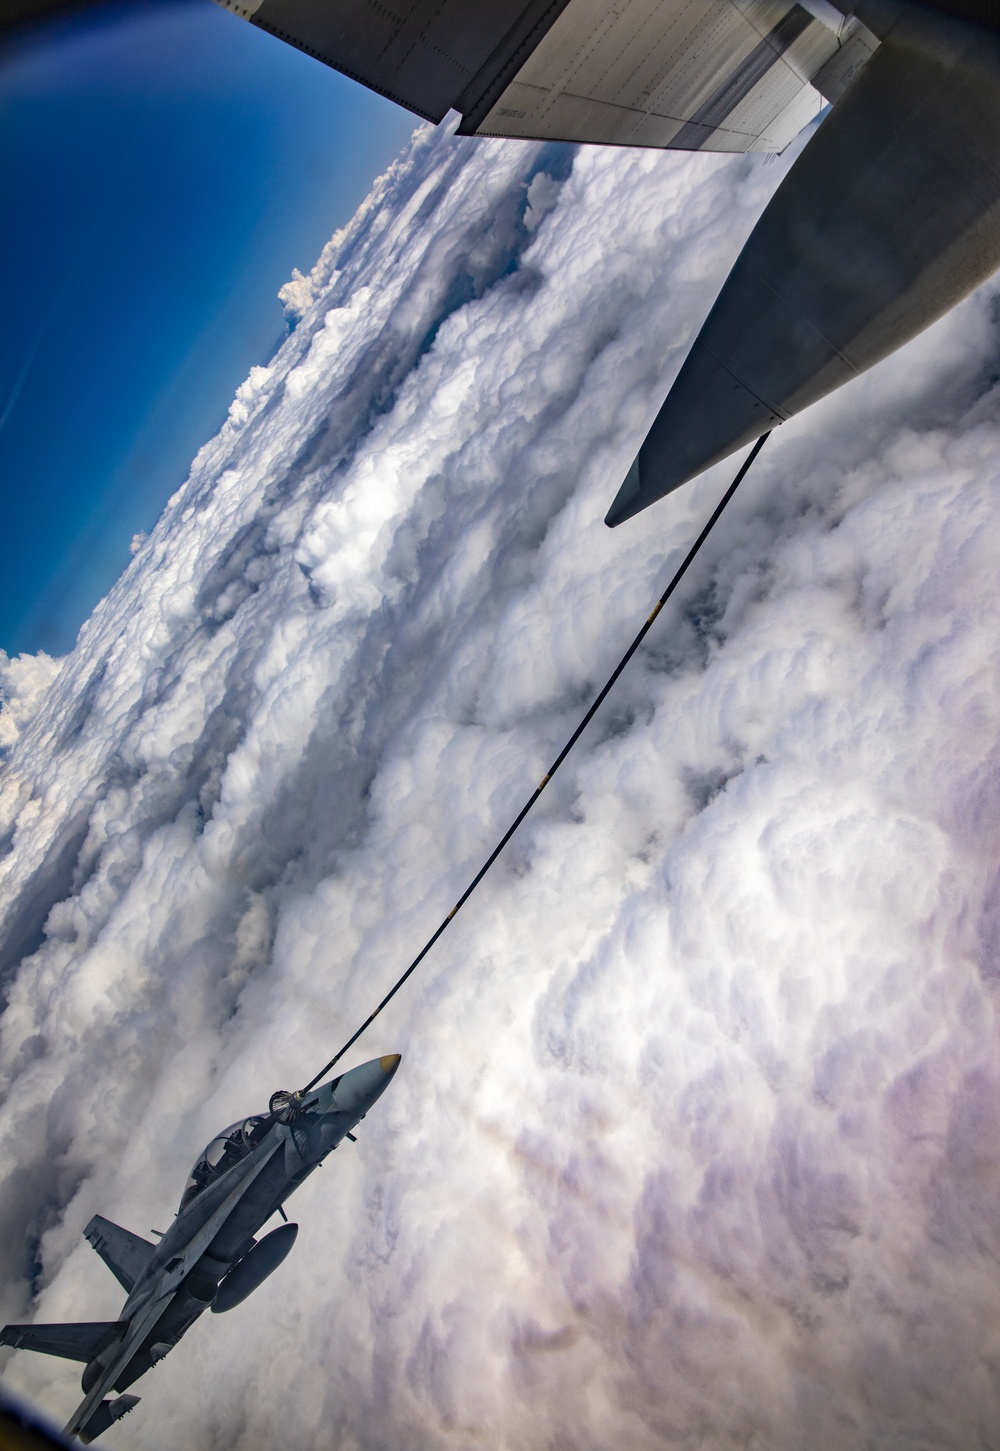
left=216, top=0, right=1000, bottom=525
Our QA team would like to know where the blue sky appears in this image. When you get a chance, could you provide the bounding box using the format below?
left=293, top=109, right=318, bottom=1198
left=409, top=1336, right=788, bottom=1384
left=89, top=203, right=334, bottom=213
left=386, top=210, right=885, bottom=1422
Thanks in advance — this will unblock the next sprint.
left=0, top=0, right=415, bottom=657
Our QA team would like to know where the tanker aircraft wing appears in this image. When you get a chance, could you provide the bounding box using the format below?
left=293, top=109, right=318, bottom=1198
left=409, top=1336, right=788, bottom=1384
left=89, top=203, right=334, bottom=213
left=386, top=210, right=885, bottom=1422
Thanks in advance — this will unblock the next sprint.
left=216, top=0, right=878, bottom=153
left=217, top=0, right=1000, bottom=525
left=11, top=0, right=1000, bottom=520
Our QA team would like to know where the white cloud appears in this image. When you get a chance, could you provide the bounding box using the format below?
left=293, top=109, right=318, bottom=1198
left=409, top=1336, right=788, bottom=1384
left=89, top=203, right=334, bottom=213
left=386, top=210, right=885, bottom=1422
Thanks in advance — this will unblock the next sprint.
left=1, top=113, right=999, bottom=1451
left=0, top=650, right=63, bottom=757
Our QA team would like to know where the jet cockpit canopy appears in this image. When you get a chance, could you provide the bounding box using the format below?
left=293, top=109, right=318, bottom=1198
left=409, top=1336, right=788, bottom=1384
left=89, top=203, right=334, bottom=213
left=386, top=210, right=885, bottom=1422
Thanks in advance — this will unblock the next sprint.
left=179, top=1115, right=271, bottom=1210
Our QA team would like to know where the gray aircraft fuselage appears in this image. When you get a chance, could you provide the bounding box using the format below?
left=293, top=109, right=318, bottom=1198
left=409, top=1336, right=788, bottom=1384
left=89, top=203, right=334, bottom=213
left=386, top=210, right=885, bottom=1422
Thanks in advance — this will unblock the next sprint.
left=2, top=1054, right=400, bottom=1444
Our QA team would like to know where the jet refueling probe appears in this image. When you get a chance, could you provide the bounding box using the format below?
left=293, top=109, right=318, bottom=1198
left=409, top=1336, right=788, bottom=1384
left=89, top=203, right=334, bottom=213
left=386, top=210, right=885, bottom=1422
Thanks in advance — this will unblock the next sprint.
left=2, top=435, right=768, bottom=1442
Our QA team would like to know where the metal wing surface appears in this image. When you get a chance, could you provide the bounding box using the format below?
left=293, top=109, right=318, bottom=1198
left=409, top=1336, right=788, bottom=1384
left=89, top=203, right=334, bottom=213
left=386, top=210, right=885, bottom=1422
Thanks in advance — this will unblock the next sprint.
left=463, top=0, right=883, bottom=151
left=214, top=0, right=878, bottom=152
left=214, top=0, right=567, bottom=122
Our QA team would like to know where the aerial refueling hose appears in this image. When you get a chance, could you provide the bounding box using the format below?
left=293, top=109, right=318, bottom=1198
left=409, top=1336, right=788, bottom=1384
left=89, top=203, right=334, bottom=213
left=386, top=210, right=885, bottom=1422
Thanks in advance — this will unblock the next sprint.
left=300, top=432, right=771, bottom=1094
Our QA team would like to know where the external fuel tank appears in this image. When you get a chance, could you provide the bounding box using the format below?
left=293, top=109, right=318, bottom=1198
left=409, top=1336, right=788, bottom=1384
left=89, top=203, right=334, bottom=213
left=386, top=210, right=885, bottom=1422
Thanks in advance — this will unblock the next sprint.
left=606, top=4, right=1000, bottom=525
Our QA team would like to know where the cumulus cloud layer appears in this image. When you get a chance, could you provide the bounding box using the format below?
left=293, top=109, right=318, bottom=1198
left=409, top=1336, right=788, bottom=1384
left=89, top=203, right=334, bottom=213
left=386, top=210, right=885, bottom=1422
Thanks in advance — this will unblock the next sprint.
left=1, top=117, right=1000, bottom=1451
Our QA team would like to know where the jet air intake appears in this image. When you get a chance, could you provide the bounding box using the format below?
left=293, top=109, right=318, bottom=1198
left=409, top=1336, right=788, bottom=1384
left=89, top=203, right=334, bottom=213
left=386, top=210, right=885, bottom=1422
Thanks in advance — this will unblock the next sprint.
left=606, top=5, right=1000, bottom=525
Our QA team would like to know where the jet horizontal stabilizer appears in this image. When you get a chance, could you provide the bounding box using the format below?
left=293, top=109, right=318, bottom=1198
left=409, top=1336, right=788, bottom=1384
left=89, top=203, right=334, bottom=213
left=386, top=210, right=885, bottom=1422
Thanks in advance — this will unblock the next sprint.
left=77, top=1395, right=139, bottom=1446
left=0, top=1321, right=120, bottom=1364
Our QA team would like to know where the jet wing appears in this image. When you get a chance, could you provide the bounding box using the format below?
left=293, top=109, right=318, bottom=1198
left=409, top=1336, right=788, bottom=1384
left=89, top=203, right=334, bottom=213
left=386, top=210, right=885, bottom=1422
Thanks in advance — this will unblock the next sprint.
left=0, top=1323, right=119, bottom=1364
left=214, top=0, right=879, bottom=153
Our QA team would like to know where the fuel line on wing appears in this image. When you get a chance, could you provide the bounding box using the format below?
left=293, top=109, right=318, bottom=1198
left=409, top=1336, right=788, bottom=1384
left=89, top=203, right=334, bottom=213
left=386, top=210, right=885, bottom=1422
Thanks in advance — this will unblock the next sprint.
left=299, top=432, right=771, bottom=1095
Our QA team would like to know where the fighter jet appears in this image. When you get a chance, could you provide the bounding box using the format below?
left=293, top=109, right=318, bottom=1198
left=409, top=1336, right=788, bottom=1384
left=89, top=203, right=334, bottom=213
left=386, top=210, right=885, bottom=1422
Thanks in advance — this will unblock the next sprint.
left=0, top=1054, right=401, bottom=1444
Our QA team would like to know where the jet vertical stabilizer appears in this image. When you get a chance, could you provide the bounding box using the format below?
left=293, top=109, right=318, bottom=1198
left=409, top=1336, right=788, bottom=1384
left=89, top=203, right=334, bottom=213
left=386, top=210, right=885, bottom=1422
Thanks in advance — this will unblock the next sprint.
left=84, top=1216, right=155, bottom=1292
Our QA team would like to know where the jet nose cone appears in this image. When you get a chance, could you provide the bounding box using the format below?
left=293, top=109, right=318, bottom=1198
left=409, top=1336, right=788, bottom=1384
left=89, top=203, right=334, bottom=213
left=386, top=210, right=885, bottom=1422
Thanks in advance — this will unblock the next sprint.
left=329, top=1054, right=402, bottom=1116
